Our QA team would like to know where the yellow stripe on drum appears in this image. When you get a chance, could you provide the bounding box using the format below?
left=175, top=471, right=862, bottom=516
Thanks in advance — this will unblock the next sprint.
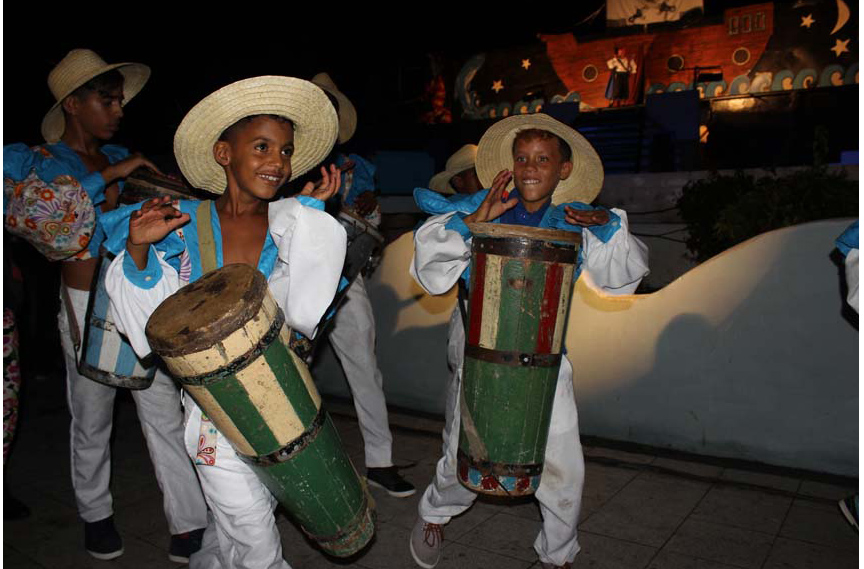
left=479, top=254, right=503, bottom=349
left=235, top=358, right=306, bottom=445
left=185, top=385, right=256, bottom=456
left=552, top=265, right=575, bottom=352
left=161, top=295, right=281, bottom=377
left=289, top=346, right=322, bottom=410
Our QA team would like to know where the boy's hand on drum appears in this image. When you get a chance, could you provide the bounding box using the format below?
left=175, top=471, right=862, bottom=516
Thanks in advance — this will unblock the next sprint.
left=464, top=169, right=517, bottom=225
left=301, top=165, right=340, bottom=202
left=126, top=196, right=189, bottom=269
left=564, top=206, right=610, bottom=227
left=102, top=153, right=163, bottom=185
left=353, top=191, right=378, bottom=217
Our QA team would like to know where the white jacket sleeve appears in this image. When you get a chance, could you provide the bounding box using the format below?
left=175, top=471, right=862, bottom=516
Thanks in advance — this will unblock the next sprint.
left=581, top=208, right=649, bottom=295
left=105, top=248, right=183, bottom=358
left=410, top=212, right=472, bottom=295
left=845, top=248, right=859, bottom=313
left=267, top=198, right=347, bottom=339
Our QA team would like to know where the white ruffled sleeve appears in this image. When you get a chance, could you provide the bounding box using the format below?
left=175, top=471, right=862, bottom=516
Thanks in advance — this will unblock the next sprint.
left=410, top=212, right=472, bottom=295
left=267, top=198, right=347, bottom=339
left=845, top=248, right=859, bottom=313
left=105, top=248, right=183, bottom=358
left=581, top=208, right=649, bottom=295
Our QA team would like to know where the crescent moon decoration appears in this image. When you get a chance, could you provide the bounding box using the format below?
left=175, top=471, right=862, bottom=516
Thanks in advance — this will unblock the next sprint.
left=832, top=0, right=850, bottom=34
left=456, top=54, right=486, bottom=119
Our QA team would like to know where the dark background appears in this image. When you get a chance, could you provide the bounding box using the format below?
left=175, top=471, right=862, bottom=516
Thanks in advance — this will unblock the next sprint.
left=4, top=1, right=762, bottom=168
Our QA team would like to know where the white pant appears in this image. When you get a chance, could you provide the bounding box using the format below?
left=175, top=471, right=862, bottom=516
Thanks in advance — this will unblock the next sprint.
left=418, top=310, right=585, bottom=567
left=328, top=276, right=393, bottom=468
left=58, top=286, right=207, bottom=533
left=183, top=404, right=292, bottom=569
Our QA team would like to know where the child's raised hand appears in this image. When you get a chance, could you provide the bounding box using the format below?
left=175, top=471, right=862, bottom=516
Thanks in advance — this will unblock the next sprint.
left=464, top=169, right=517, bottom=224
left=563, top=206, right=610, bottom=227
left=126, top=197, right=189, bottom=269
left=300, top=165, right=341, bottom=202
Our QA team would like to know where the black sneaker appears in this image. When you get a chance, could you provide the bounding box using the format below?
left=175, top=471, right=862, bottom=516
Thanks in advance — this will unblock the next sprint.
left=367, top=466, right=416, bottom=498
left=84, top=516, right=124, bottom=560
left=168, top=527, right=206, bottom=563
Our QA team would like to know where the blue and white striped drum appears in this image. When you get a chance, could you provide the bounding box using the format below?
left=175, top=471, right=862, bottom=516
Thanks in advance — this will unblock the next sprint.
left=79, top=248, right=156, bottom=389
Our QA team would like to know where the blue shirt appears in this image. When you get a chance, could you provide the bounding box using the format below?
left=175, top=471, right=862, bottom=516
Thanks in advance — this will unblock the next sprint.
left=3, top=141, right=129, bottom=259
left=335, top=153, right=376, bottom=208
left=836, top=221, right=859, bottom=258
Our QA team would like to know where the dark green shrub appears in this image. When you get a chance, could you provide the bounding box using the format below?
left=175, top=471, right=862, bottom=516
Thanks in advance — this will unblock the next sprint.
left=677, top=166, right=858, bottom=262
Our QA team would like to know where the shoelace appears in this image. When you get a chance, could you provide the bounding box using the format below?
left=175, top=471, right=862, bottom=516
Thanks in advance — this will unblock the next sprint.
left=423, top=523, right=443, bottom=548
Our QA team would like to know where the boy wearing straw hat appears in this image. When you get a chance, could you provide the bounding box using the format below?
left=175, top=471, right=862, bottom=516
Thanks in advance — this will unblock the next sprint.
left=101, top=76, right=346, bottom=568
left=428, top=144, right=482, bottom=196
left=311, top=72, right=416, bottom=498
left=3, top=49, right=208, bottom=562
left=409, top=113, right=649, bottom=569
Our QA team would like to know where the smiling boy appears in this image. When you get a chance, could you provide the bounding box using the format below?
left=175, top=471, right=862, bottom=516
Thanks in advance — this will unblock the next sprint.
left=102, top=76, right=346, bottom=568
left=409, top=113, right=649, bottom=569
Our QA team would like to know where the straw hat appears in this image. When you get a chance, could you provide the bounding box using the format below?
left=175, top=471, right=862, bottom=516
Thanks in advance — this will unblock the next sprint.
left=475, top=113, right=604, bottom=205
left=41, top=49, right=150, bottom=143
left=173, top=76, right=338, bottom=195
left=311, top=72, right=357, bottom=144
left=428, top=144, right=479, bottom=194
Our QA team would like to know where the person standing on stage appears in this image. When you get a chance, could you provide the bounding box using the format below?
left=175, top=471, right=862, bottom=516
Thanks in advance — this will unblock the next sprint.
left=605, top=46, right=637, bottom=108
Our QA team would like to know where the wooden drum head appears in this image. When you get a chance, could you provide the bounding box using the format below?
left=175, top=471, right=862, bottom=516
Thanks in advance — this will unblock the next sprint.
left=145, top=264, right=268, bottom=358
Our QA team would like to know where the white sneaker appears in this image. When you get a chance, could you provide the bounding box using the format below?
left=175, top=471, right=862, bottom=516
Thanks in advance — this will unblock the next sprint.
left=409, top=517, right=444, bottom=568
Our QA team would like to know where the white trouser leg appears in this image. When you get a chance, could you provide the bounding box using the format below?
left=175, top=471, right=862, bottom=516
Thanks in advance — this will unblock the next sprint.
left=420, top=313, right=585, bottom=567
left=327, top=276, right=393, bottom=468
left=533, top=357, right=584, bottom=566
left=418, top=311, right=477, bottom=524
left=59, top=287, right=116, bottom=523
left=184, top=404, right=292, bottom=569
left=131, top=369, right=208, bottom=534
left=59, top=287, right=207, bottom=533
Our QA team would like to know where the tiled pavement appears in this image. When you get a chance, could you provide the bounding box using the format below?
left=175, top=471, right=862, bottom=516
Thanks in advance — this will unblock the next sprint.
left=3, top=376, right=858, bottom=569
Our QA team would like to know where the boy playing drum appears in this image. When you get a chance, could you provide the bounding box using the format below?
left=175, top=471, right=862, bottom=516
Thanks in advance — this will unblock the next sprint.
left=409, top=113, right=649, bottom=569
left=102, top=76, right=346, bottom=568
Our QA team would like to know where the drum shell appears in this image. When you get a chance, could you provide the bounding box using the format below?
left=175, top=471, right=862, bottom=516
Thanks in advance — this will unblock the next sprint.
left=458, top=225, right=579, bottom=497
left=79, top=249, right=156, bottom=389
left=150, top=271, right=374, bottom=557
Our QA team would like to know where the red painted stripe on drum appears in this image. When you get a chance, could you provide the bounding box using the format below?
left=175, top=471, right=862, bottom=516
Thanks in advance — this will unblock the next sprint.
left=467, top=252, right=487, bottom=346
left=536, top=263, right=564, bottom=354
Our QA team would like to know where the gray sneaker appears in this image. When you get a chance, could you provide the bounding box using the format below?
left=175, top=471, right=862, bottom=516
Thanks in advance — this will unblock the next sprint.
left=409, top=517, right=443, bottom=568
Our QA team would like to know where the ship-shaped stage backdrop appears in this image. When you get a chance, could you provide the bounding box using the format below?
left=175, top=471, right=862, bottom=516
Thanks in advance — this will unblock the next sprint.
left=456, top=0, right=858, bottom=119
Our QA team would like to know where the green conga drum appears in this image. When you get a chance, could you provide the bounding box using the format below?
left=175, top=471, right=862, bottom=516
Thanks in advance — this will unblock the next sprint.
left=145, top=264, right=375, bottom=557
left=458, top=223, right=581, bottom=497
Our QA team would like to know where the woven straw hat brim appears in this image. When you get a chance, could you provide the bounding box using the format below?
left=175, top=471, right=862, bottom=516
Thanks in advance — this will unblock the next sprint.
left=41, top=62, right=150, bottom=143
left=173, top=76, right=338, bottom=195
left=312, top=73, right=357, bottom=144
left=475, top=114, right=604, bottom=205
left=428, top=144, right=478, bottom=194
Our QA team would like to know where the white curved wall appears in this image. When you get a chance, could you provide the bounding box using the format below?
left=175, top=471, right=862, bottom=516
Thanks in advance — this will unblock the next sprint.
left=312, top=219, right=858, bottom=476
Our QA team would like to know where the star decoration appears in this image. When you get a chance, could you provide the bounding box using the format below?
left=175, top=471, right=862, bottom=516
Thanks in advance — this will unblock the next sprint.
left=800, top=14, right=815, bottom=28
left=831, top=38, right=850, bottom=56
left=492, top=80, right=504, bottom=93
left=521, top=59, right=532, bottom=70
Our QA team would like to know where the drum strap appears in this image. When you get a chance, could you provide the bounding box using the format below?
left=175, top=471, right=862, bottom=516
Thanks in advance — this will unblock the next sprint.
left=60, top=282, right=81, bottom=359
left=196, top=201, right=218, bottom=274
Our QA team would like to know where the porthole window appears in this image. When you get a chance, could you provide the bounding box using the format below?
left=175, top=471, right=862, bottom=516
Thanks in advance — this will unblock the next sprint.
left=582, top=65, right=599, bottom=82
left=732, top=47, right=751, bottom=66
left=667, top=55, right=685, bottom=73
